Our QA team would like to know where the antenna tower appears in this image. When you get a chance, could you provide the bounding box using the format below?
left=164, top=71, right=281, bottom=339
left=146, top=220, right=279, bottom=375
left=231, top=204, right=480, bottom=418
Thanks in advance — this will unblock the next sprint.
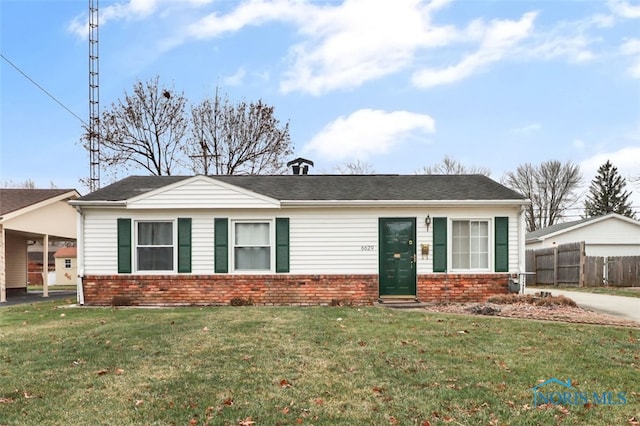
left=89, top=0, right=100, bottom=191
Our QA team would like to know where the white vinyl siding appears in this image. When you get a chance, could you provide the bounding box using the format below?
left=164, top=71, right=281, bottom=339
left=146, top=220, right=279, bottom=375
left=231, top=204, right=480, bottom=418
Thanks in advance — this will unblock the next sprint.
left=5, top=233, right=27, bottom=288
left=81, top=206, right=524, bottom=275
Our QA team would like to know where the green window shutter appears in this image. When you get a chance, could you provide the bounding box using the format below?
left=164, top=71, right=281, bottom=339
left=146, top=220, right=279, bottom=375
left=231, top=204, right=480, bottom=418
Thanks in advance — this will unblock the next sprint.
left=275, top=218, right=290, bottom=273
left=494, top=216, right=509, bottom=272
left=117, top=218, right=132, bottom=273
left=177, top=218, right=192, bottom=273
left=432, top=217, right=447, bottom=273
left=214, top=218, right=228, bottom=273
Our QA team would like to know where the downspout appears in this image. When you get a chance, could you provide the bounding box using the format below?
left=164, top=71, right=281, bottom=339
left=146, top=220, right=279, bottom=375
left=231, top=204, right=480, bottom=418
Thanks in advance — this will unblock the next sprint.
left=74, top=206, right=85, bottom=305
left=518, top=204, right=527, bottom=294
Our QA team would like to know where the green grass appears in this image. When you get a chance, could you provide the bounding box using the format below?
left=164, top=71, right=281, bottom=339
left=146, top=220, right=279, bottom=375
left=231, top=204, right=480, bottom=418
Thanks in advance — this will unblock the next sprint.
left=27, top=285, right=77, bottom=291
left=1, top=299, right=638, bottom=425
left=529, top=285, right=640, bottom=298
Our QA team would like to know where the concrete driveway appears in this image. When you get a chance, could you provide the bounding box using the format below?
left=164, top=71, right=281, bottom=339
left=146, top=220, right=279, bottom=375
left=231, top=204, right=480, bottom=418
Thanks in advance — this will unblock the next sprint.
left=525, top=287, right=640, bottom=323
left=0, top=290, right=77, bottom=307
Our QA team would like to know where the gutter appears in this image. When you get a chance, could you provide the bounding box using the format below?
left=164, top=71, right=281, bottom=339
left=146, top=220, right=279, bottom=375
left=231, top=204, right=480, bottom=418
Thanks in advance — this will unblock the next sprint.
left=68, top=200, right=127, bottom=207
left=281, top=199, right=529, bottom=207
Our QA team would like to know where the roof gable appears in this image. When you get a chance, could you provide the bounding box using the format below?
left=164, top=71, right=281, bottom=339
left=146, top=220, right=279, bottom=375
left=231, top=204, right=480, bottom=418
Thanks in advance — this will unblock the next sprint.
left=126, top=175, right=280, bottom=209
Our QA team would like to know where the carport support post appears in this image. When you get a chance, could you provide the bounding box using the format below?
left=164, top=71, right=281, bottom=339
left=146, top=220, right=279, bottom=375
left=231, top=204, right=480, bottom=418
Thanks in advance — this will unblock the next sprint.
left=43, top=234, right=49, bottom=298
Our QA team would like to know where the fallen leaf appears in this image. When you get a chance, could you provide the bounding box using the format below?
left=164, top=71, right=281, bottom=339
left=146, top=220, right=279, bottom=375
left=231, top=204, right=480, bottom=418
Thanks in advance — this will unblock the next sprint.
left=372, top=386, right=384, bottom=394
left=314, top=398, right=323, bottom=405
left=421, top=421, right=431, bottom=426
left=0, top=397, right=15, bottom=404
left=457, top=330, right=469, bottom=334
left=95, top=369, right=108, bottom=376
left=282, top=406, right=290, bottom=414
left=114, top=368, right=125, bottom=375
left=238, top=417, right=255, bottom=426
left=202, top=326, right=209, bottom=332
left=629, top=416, right=639, bottom=426
left=135, top=400, right=143, bottom=406
left=296, top=418, right=303, bottom=424
left=389, top=415, right=398, bottom=424
left=223, top=398, right=234, bottom=406
left=280, top=379, right=292, bottom=388
left=189, top=419, right=198, bottom=425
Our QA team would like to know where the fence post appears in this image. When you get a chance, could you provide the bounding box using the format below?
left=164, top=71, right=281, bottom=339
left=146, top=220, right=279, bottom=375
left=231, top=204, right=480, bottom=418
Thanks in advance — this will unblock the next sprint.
left=579, top=241, right=585, bottom=287
left=553, top=244, right=558, bottom=287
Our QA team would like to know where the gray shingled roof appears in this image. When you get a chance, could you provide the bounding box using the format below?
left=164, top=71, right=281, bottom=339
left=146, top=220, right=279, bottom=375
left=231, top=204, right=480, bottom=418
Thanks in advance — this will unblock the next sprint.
left=525, top=217, right=593, bottom=241
left=77, top=174, right=526, bottom=202
left=0, top=189, right=77, bottom=216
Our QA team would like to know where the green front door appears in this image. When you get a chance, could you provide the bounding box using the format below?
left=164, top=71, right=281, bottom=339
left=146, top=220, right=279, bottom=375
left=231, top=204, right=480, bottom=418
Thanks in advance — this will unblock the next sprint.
left=379, top=218, right=416, bottom=296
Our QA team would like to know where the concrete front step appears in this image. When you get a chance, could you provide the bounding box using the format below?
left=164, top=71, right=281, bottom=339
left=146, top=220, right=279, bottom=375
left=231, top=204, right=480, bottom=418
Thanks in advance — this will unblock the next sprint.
left=376, top=298, right=427, bottom=308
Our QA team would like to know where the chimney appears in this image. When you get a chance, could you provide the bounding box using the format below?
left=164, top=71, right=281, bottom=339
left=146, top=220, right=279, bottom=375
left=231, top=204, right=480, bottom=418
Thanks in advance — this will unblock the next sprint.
left=286, top=157, right=314, bottom=175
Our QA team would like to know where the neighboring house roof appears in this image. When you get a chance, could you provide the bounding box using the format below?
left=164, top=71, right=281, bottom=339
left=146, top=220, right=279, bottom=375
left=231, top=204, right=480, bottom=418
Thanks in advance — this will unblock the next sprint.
left=526, top=213, right=640, bottom=242
left=76, top=175, right=526, bottom=203
left=0, top=188, right=79, bottom=216
left=54, top=247, right=77, bottom=258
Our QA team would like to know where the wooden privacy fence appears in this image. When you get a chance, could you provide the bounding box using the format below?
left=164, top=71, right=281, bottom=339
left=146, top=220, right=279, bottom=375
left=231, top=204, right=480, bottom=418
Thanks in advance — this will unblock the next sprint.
left=526, top=242, right=640, bottom=287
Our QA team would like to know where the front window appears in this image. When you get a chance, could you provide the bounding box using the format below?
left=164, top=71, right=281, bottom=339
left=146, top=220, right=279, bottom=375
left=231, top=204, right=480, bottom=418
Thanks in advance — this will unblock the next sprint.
left=452, top=220, right=489, bottom=270
left=234, top=222, right=270, bottom=270
left=64, top=259, right=72, bottom=269
left=137, top=221, right=173, bottom=271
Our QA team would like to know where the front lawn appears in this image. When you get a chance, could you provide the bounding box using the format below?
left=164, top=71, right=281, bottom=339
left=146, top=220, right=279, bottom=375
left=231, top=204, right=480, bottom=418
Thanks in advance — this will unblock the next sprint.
left=1, top=299, right=638, bottom=425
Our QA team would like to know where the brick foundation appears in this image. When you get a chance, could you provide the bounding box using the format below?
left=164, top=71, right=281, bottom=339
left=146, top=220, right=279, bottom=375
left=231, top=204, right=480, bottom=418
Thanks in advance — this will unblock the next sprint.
left=81, top=273, right=511, bottom=306
left=417, top=273, right=511, bottom=302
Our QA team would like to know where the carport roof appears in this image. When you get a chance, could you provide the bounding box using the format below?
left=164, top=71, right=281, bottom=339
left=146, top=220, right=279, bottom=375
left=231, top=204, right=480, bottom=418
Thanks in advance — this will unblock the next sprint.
left=0, top=189, right=78, bottom=216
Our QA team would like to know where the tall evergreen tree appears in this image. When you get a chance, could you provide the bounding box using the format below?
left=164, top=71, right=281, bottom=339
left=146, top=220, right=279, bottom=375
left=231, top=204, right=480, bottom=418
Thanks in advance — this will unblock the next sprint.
left=583, top=160, right=636, bottom=218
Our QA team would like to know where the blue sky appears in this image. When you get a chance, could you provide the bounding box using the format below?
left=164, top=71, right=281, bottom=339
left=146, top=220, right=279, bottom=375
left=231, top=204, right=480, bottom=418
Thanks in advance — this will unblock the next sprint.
left=1, top=0, right=639, bottom=216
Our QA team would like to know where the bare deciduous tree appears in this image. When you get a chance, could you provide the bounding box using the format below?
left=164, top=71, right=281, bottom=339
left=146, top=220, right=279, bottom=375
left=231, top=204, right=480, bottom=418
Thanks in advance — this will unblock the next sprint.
left=1, top=178, right=36, bottom=189
left=91, top=76, right=189, bottom=178
left=186, top=89, right=293, bottom=175
left=333, top=159, right=375, bottom=174
left=416, top=154, right=491, bottom=176
left=502, top=160, right=582, bottom=232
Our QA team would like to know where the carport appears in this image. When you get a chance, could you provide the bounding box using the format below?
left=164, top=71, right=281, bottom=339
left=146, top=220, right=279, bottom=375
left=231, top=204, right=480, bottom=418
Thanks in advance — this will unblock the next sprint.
left=0, top=188, right=80, bottom=302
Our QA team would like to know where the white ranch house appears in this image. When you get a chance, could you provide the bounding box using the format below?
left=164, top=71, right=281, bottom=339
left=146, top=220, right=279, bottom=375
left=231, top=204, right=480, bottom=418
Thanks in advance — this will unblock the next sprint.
left=70, top=174, right=529, bottom=306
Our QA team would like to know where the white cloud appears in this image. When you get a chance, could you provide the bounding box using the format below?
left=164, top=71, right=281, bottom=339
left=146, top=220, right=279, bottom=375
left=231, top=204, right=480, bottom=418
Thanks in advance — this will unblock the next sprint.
left=620, top=38, right=640, bottom=78
left=185, top=0, right=458, bottom=95
left=222, top=67, right=246, bottom=86
left=412, top=12, right=537, bottom=88
left=67, top=0, right=211, bottom=38
left=608, top=0, right=640, bottom=18
left=303, top=109, right=435, bottom=161
left=512, top=123, right=542, bottom=136
left=280, top=0, right=458, bottom=94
